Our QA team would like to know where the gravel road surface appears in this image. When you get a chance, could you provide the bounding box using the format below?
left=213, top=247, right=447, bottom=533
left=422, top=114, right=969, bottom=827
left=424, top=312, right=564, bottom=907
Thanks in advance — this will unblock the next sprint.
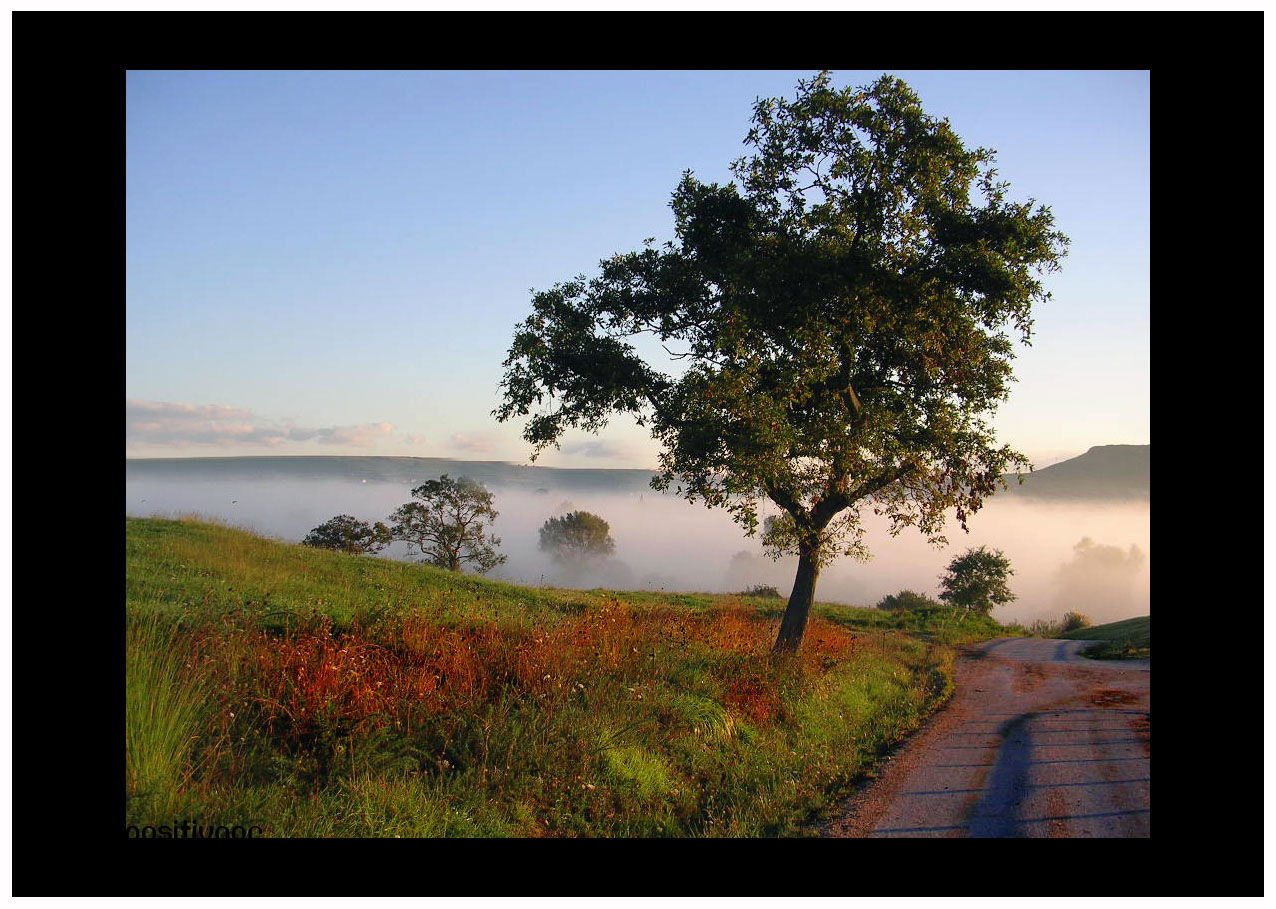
left=821, top=636, right=1150, bottom=838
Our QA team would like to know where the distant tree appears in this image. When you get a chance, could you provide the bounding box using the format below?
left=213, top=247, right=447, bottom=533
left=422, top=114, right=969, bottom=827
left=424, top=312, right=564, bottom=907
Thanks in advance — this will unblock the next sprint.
left=1053, top=537, right=1145, bottom=617
left=302, top=515, right=393, bottom=555
left=724, top=549, right=791, bottom=595
left=388, top=475, right=507, bottom=573
left=875, top=589, right=943, bottom=612
left=538, top=510, right=616, bottom=564
left=725, top=550, right=760, bottom=586
left=938, top=546, right=1016, bottom=614
left=494, top=71, right=1067, bottom=653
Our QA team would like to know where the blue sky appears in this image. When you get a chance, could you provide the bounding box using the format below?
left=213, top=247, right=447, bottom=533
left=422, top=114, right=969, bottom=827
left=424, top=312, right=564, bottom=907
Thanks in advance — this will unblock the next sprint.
left=126, top=69, right=1148, bottom=469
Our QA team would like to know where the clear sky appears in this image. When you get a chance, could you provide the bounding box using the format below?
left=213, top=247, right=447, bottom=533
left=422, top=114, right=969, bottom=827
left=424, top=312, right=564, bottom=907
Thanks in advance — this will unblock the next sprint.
left=126, top=69, right=1149, bottom=469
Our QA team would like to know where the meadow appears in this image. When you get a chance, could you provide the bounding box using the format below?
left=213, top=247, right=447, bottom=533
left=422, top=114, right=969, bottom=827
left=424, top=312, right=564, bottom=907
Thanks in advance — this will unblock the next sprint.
left=127, top=516, right=1013, bottom=837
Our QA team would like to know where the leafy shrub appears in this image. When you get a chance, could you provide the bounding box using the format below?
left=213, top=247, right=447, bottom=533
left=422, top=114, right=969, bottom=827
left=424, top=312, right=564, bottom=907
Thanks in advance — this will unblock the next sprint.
left=875, top=589, right=942, bottom=612
left=303, top=515, right=393, bottom=555
left=739, top=584, right=783, bottom=599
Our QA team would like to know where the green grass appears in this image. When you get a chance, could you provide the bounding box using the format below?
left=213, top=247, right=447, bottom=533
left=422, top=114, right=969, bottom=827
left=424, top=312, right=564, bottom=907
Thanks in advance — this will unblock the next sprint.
left=1058, top=615, right=1149, bottom=660
left=126, top=610, right=214, bottom=820
left=125, top=515, right=1013, bottom=837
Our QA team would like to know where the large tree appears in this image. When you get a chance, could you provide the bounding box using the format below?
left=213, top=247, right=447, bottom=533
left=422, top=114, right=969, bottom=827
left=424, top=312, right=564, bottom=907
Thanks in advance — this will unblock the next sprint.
left=494, top=72, right=1068, bottom=652
left=388, top=475, right=507, bottom=573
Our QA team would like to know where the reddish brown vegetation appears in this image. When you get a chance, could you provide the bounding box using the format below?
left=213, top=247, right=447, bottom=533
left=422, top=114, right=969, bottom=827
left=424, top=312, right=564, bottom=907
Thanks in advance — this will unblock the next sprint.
left=192, top=600, right=860, bottom=754
left=724, top=670, right=784, bottom=724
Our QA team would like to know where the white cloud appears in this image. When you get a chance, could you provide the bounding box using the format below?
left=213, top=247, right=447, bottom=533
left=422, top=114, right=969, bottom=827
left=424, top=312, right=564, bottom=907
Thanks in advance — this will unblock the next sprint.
left=126, top=400, right=251, bottom=420
left=126, top=399, right=395, bottom=450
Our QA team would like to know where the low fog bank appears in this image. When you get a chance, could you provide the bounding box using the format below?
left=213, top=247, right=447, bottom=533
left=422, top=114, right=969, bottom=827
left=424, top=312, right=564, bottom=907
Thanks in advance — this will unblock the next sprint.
left=128, top=471, right=1149, bottom=626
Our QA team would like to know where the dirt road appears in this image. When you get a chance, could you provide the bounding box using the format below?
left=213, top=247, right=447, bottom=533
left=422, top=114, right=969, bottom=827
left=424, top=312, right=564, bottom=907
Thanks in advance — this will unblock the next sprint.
left=822, top=637, right=1150, bottom=838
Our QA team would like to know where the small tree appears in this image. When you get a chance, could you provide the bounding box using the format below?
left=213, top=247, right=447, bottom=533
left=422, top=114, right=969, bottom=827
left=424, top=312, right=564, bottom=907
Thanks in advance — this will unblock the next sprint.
left=538, top=510, right=616, bottom=564
left=388, top=475, right=507, bottom=573
left=302, top=515, right=393, bottom=555
left=938, top=546, right=1015, bottom=614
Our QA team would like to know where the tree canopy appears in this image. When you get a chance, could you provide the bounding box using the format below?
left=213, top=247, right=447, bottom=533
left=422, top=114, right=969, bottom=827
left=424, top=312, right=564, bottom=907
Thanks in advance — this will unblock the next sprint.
left=388, top=475, right=507, bottom=573
left=495, top=72, right=1067, bottom=651
left=937, top=546, right=1016, bottom=614
left=538, top=510, right=617, bottom=564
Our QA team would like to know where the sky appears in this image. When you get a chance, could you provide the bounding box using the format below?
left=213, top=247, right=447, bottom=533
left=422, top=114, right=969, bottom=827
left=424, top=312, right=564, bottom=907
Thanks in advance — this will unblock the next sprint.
left=126, top=69, right=1149, bottom=470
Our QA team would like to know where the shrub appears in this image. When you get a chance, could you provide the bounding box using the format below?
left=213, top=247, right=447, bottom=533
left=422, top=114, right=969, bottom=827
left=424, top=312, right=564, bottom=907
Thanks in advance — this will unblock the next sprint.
left=303, top=515, right=393, bottom=555
left=875, top=589, right=942, bottom=612
left=1030, top=612, right=1093, bottom=637
left=1060, top=611, right=1092, bottom=633
left=739, top=584, right=783, bottom=599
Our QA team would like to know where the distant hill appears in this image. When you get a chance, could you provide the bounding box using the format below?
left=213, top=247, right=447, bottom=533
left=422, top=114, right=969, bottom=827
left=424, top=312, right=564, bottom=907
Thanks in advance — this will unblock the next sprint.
left=1003, top=445, right=1149, bottom=501
left=125, top=455, right=660, bottom=495
left=127, top=444, right=1149, bottom=502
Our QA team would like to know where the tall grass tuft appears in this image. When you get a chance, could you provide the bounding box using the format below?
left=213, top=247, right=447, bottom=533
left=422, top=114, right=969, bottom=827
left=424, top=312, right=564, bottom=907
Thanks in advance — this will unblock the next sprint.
left=126, top=611, right=210, bottom=823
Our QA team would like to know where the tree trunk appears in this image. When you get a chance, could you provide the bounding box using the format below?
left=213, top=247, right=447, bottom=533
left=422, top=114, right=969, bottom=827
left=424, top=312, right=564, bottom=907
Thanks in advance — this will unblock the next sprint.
left=772, top=543, right=821, bottom=654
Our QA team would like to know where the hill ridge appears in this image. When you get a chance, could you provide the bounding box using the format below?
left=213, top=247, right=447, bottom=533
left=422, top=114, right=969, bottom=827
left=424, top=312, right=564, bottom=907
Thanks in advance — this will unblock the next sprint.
left=1005, top=444, right=1148, bottom=501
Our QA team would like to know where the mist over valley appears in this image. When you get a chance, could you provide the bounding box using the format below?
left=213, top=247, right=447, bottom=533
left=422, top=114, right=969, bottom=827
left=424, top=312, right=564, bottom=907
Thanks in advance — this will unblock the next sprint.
left=126, top=446, right=1149, bottom=626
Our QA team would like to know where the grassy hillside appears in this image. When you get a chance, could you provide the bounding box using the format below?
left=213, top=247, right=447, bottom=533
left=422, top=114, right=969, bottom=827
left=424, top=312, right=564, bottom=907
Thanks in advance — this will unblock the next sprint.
left=1059, top=615, right=1150, bottom=659
left=126, top=516, right=1010, bottom=837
